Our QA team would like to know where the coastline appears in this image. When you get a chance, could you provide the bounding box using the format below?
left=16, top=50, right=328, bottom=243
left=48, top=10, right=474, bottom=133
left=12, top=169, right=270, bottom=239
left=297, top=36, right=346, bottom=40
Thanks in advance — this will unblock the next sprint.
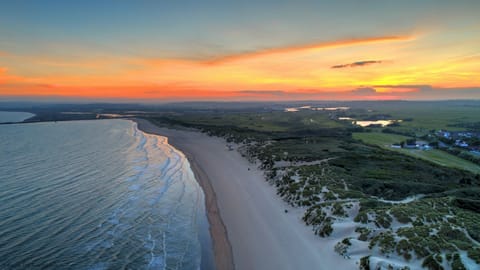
left=133, top=118, right=234, bottom=270
left=133, top=118, right=357, bottom=270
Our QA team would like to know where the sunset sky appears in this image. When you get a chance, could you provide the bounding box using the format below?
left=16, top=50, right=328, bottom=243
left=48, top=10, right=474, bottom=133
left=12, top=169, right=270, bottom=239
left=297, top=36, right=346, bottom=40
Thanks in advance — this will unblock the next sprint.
left=1, top=0, right=479, bottom=101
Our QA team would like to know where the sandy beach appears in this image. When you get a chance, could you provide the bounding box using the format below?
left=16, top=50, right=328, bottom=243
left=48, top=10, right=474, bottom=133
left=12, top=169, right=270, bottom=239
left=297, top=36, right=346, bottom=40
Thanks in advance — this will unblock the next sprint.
left=134, top=118, right=357, bottom=270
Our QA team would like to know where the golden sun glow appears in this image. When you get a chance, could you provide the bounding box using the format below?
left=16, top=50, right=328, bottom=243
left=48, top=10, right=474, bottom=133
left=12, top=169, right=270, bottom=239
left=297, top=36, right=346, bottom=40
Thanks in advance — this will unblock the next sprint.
left=1, top=2, right=479, bottom=101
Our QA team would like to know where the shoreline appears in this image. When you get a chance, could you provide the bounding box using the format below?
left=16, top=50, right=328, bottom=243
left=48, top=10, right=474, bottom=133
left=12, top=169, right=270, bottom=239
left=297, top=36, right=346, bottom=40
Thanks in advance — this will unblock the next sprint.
left=133, top=118, right=357, bottom=270
left=133, top=118, right=234, bottom=270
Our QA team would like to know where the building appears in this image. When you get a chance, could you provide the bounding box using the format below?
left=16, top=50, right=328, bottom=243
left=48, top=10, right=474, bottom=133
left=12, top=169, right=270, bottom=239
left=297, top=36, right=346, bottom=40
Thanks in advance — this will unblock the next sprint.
left=455, top=140, right=469, bottom=148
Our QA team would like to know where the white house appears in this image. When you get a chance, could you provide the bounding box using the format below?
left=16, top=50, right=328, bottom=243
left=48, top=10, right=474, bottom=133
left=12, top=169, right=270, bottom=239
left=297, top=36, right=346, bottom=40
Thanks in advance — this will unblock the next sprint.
left=455, top=140, right=469, bottom=148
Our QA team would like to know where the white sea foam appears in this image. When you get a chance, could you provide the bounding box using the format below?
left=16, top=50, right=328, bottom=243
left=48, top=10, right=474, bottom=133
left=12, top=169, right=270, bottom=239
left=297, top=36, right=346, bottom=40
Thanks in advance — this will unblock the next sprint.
left=0, top=120, right=207, bottom=269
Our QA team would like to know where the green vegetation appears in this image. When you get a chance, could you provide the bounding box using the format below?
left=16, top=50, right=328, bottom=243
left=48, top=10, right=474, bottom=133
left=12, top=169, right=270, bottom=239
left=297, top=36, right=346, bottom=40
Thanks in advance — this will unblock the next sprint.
left=452, top=253, right=467, bottom=270
left=359, top=256, right=370, bottom=270
left=334, top=238, right=353, bottom=258
left=422, top=255, right=444, bottom=270
left=406, top=149, right=480, bottom=174
left=370, top=231, right=396, bottom=254
left=355, top=227, right=371, bottom=241
left=352, top=132, right=411, bottom=146
left=353, top=132, right=480, bottom=174
left=468, top=247, right=480, bottom=264
left=139, top=101, right=480, bottom=270
left=345, top=100, right=480, bottom=135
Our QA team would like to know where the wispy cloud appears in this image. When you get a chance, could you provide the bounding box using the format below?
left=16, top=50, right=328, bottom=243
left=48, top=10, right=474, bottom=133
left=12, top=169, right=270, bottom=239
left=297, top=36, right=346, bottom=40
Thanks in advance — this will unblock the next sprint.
left=351, top=87, right=377, bottom=95
left=358, top=84, right=480, bottom=100
left=372, top=84, right=429, bottom=89
left=331, top=60, right=384, bottom=69
left=203, top=35, right=412, bottom=64
left=235, top=90, right=288, bottom=96
left=139, top=36, right=411, bottom=66
left=0, top=67, right=22, bottom=84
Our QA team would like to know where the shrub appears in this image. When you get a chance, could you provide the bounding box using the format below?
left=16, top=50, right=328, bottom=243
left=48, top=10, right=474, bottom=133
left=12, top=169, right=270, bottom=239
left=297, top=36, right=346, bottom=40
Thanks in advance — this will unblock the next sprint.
left=422, top=255, right=444, bottom=270
left=359, top=256, right=370, bottom=270
left=451, top=253, right=466, bottom=270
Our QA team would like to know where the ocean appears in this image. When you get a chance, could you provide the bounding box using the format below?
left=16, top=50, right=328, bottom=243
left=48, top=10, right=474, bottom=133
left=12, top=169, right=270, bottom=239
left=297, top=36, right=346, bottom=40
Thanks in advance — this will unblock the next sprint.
left=0, top=119, right=212, bottom=269
left=0, top=111, right=35, bottom=123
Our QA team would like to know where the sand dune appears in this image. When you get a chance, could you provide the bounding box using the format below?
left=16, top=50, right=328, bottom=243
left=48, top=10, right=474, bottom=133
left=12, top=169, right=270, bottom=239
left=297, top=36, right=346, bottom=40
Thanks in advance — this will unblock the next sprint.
left=135, top=118, right=356, bottom=270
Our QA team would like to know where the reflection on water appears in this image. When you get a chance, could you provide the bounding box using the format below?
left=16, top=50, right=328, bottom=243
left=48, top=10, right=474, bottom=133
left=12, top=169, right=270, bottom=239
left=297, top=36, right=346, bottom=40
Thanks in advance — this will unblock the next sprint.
left=353, top=120, right=402, bottom=127
left=284, top=106, right=350, bottom=112
left=0, top=120, right=210, bottom=270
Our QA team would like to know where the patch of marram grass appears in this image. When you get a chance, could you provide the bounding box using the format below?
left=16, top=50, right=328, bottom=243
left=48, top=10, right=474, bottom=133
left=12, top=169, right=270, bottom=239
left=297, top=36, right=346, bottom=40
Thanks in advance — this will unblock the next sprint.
left=146, top=101, right=480, bottom=269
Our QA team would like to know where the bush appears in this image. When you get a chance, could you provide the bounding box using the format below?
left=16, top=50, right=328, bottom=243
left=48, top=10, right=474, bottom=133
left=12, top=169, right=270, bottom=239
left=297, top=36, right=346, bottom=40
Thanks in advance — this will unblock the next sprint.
left=332, top=202, right=346, bottom=216
left=354, top=212, right=369, bottom=223
left=451, top=253, right=466, bottom=270
left=422, top=255, right=444, bottom=270
left=468, top=247, right=480, bottom=264
left=359, top=256, right=370, bottom=270
left=355, top=227, right=371, bottom=241
left=391, top=208, right=413, bottom=224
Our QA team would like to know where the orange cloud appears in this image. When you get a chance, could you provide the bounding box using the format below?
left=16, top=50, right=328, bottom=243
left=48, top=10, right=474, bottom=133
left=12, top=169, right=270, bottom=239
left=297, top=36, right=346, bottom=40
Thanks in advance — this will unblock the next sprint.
left=203, top=35, right=414, bottom=65
left=1, top=31, right=480, bottom=101
left=0, top=67, right=24, bottom=84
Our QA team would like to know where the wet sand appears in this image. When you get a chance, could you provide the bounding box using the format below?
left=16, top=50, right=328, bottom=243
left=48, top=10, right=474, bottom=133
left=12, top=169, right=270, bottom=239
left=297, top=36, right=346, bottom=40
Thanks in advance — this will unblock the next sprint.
left=134, top=118, right=356, bottom=270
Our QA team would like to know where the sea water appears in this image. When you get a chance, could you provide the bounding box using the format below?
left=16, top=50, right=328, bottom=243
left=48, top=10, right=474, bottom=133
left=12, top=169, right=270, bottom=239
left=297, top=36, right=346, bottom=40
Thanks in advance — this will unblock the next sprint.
left=0, top=111, right=35, bottom=123
left=0, top=119, right=212, bottom=269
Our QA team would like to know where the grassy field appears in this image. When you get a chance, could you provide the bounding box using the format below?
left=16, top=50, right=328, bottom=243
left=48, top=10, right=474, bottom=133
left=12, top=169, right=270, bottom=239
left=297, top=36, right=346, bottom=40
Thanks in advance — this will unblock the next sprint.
left=351, top=132, right=410, bottom=146
left=404, top=149, right=480, bottom=174
left=353, top=132, right=480, bottom=174
left=162, top=110, right=345, bottom=132
left=343, top=101, right=480, bottom=136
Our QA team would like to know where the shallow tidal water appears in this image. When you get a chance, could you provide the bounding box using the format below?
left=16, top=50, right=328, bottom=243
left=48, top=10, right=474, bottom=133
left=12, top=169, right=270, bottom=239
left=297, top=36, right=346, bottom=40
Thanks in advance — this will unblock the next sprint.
left=0, top=111, right=35, bottom=123
left=0, top=119, right=211, bottom=270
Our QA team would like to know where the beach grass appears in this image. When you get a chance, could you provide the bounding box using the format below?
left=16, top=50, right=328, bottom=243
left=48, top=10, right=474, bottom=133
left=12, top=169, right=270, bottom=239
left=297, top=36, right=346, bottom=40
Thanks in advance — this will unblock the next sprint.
left=138, top=101, right=480, bottom=270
